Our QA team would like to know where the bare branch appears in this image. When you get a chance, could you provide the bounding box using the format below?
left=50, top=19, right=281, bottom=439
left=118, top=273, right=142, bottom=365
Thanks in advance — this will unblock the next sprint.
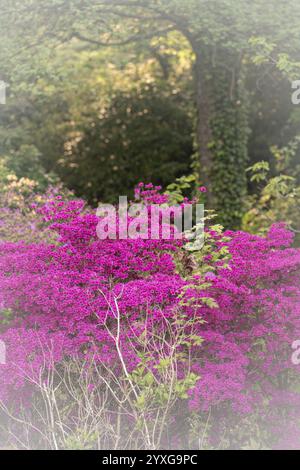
left=72, top=26, right=175, bottom=48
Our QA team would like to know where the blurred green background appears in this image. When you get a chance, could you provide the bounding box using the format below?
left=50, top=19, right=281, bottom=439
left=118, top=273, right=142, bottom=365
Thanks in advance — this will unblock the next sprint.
left=0, top=0, right=300, bottom=231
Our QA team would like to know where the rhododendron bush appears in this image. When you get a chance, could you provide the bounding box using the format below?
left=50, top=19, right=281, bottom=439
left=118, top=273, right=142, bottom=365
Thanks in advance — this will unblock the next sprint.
left=0, top=185, right=300, bottom=449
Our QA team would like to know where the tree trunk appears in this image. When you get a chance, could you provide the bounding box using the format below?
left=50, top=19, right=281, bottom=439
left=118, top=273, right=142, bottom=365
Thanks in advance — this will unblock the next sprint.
left=192, top=44, right=249, bottom=228
left=193, top=47, right=214, bottom=207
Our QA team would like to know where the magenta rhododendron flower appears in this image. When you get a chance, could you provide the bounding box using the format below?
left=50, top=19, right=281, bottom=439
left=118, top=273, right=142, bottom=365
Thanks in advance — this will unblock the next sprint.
left=0, top=186, right=300, bottom=448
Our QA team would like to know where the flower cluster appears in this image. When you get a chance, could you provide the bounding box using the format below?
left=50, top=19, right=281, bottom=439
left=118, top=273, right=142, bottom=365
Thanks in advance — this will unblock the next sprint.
left=0, top=185, right=300, bottom=448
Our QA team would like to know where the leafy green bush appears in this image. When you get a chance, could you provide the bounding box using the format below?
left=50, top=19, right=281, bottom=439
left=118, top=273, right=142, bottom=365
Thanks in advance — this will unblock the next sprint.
left=59, top=86, right=193, bottom=204
left=243, top=137, right=300, bottom=242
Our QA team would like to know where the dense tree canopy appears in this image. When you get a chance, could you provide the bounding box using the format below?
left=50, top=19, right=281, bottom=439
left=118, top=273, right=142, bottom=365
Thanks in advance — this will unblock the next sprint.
left=1, top=0, right=300, bottom=223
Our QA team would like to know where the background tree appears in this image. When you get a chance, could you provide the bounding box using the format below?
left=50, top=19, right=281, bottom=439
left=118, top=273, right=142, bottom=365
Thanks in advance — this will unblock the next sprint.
left=61, top=85, right=193, bottom=203
left=1, top=0, right=300, bottom=226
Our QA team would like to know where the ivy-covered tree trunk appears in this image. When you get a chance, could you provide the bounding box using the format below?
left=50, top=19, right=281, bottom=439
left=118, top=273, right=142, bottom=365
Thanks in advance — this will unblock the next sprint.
left=193, top=48, right=214, bottom=207
left=194, top=45, right=249, bottom=229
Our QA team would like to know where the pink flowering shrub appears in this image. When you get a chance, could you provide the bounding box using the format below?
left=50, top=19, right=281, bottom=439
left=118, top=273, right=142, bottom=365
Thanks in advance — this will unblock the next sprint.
left=0, top=184, right=300, bottom=449
left=0, top=176, right=72, bottom=244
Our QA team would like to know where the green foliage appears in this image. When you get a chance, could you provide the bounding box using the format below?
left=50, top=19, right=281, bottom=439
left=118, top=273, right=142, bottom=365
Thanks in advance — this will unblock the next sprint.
left=206, top=49, right=250, bottom=229
left=1, top=0, right=300, bottom=227
left=249, top=37, right=300, bottom=80
left=128, top=319, right=201, bottom=411
left=0, top=146, right=58, bottom=190
left=246, top=161, right=270, bottom=183
left=0, top=308, right=13, bottom=326
left=165, top=174, right=196, bottom=204
left=184, top=219, right=232, bottom=275
left=63, top=430, right=99, bottom=450
left=61, top=86, right=192, bottom=203
left=243, top=138, right=300, bottom=242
